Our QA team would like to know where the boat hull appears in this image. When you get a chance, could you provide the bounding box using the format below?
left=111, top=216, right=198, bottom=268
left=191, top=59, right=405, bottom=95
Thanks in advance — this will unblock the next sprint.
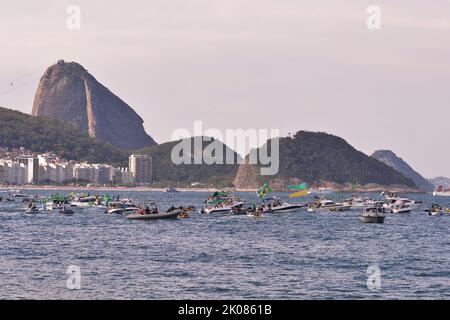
left=126, top=210, right=181, bottom=220
left=272, top=205, right=305, bottom=213
left=360, top=216, right=385, bottom=223
left=433, top=191, right=450, bottom=197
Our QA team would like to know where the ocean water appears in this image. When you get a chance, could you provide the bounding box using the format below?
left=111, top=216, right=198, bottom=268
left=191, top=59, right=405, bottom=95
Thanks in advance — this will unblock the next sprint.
left=0, top=190, right=449, bottom=300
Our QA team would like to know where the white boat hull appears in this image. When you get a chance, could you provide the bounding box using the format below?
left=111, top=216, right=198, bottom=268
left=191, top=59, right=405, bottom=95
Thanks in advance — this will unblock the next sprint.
left=271, top=205, right=304, bottom=213
left=433, top=191, right=450, bottom=197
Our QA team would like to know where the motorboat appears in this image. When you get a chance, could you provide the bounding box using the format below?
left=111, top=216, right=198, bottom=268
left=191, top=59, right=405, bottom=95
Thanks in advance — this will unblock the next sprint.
left=360, top=206, right=386, bottom=223
left=307, top=199, right=352, bottom=212
left=343, top=195, right=380, bottom=209
left=392, top=204, right=413, bottom=214
left=433, top=186, right=450, bottom=197
left=106, top=200, right=140, bottom=214
left=8, top=190, right=29, bottom=202
left=200, top=194, right=244, bottom=214
left=425, top=204, right=444, bottom=216
left=263, top=197, right=305, bottom=213
left=25, top=204, right=41, bottom=214
left=383, top=197, right=421, bottom=212
left=308, top=185, right=334, bottom=195
left=165, top=187, right=180, bottom=193
left=202, top=202, right=244, bottom=214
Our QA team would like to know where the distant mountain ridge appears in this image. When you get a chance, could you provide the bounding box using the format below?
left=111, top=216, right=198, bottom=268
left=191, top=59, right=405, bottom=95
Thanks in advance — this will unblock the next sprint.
left=234, top=131, right=416, bottom=190
left=371, top=150, right=434, bottom=192
left=32, top=60, right=156, bottom=150
left=428, top=176, right=450, bottom=188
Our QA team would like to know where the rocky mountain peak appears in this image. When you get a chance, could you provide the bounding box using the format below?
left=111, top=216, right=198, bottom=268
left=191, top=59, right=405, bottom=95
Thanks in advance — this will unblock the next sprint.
left=32, top=60, right=156, bottom=150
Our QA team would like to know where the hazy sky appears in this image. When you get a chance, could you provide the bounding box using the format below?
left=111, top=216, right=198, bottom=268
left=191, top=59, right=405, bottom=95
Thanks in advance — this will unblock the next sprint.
left=0, top=0, right=449, bottom=178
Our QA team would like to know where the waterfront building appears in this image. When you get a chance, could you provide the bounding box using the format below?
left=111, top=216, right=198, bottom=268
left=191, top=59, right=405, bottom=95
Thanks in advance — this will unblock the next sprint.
left=129, top=154, right=152, bottom=185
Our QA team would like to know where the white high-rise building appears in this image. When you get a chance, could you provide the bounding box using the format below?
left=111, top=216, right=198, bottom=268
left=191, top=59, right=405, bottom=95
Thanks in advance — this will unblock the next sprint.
left=129, top=154, right=152, bottom=185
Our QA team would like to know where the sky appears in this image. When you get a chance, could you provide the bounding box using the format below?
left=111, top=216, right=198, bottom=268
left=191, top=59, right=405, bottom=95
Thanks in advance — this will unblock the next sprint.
left=0, top=0, right=449, bottom=178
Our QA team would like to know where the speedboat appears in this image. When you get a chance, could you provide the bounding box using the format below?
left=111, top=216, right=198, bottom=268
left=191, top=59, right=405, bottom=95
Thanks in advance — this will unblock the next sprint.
left=360, top=206, right=386, bottom=223
left=343, top=195, right=379, bottom=209
left=392, top=204, right=413, bottom=214
left=200, top=194, right=244, bottom=214
left=25, top=205, right=41, bottom=214
left=307, top=199, right=352, bottom=212
left=106, top=200, right=139, bottom=214
left=382, top=192, right=422, bottom=211
left=263, top=197, right=305, bottom=213
left=202, top=202, right=244, bottom=214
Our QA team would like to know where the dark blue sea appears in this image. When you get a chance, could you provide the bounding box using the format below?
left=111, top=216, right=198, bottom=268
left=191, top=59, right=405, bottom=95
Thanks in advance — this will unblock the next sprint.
left=0, top=190, right=449, bottom=299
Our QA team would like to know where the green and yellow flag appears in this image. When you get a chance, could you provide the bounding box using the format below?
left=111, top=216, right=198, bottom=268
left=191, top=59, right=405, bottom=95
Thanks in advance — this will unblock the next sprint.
left=288, top=189, right=308, bottom=198
left=256, top=182, right=272, bottom=198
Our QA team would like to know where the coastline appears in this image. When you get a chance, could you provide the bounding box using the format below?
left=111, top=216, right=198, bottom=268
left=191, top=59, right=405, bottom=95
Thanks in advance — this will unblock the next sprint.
left=0, top=184, right=426, bottom=194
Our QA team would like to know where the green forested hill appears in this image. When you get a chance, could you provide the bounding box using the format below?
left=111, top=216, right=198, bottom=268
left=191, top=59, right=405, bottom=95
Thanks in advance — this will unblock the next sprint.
left=0, top=106, right=128, bottom=165
left=136, top=137, right=241, bottom=187
left=234, top=131, right=417, bottom=189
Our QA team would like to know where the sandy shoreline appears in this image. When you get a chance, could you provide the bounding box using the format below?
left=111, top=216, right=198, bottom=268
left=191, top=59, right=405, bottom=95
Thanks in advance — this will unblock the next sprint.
left=0, top=185, right=426, bottom=194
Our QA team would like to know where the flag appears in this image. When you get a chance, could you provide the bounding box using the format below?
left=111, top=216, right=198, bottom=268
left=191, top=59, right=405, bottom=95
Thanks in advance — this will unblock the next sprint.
left=104, top=193, right=111, bottom=206
left=288, top=189, right=308, bottom=198
left=287, top=183, right=307, bottom=190
left=256, top=182, right=272, bottom=198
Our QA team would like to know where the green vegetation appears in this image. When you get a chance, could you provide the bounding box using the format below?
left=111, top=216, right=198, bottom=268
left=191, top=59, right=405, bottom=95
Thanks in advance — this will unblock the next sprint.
left=0, top=106, right=128, bottom=165
left=249, top=131, right=416, bottom=187
left=136, top=137, right=240, bottom=187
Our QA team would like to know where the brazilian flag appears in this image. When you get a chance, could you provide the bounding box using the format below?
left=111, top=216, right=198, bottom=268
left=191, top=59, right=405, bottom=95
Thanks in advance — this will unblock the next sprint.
left=257, top=182, right=272, bottom=198
left=352, top=183, right=361, bottom=190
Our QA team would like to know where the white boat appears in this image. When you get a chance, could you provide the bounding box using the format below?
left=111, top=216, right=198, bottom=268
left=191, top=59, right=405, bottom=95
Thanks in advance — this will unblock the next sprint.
left=126, top=209, right=181, bottom=220
left=360, top=207, right=386, bottom=223
left=343, top=195, right=380, bottom=209
left=203, top=202, right=244, bottom=214
left=200, top=194, right=244, bottom=214
left=106, top=201, right=140, bottom=214
left=45, top=201, right=65, bottom=211
left=307, top=199, right=352, bottom=212
left=392, top=204, right=413, bottom=214
left=263, top=197, right=305, bottom=213
left=383, top=196, right=422, bottom=212
left=433, top=186, right=450, bottom=197
left=308, top=186, right=334, bottom=195
left=25, top=205, right=41, bottom=214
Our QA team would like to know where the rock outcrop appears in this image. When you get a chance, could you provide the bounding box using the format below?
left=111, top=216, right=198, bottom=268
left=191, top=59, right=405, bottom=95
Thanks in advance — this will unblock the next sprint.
left=371, top=150, right=434, bottom=192
left=32, top=60, right=156, bottom=150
